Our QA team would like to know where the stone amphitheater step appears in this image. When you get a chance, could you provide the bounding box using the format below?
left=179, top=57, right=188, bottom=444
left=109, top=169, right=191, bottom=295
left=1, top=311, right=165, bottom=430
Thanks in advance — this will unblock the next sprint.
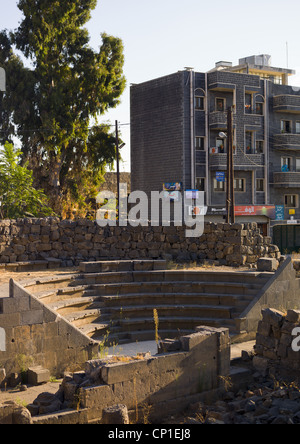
left=71, top=270, right=271, bottom=286
left=78, top=281, right=264, bottom=297
left=63, top=309, right=103, bottom=327
left=21, top=261, right=274, bottom=346
left=79, top=259, right=167, bottom=273
left=99, top=292, right=253, bottom=308
left=24, top=275, right=78, bottom=293
left=47, top=297, right=104, bottom=315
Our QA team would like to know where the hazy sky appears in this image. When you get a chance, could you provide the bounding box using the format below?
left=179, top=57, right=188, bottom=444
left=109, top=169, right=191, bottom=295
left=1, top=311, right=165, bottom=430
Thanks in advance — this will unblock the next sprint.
left=1, top=0, right=300, bottom=172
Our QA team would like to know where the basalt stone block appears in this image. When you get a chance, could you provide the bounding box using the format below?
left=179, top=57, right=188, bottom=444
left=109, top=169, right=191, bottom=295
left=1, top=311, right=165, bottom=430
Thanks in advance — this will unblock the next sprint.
left=28, top=366, right=50, bottom=386
left=257, top=257, right=279, bottom=272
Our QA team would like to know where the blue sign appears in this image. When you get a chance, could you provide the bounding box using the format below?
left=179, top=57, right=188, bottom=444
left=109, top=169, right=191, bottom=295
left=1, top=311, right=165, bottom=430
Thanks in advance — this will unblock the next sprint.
left=275, top=205, right=285, bottom=221
left=216, top=172, right=226, bottom=182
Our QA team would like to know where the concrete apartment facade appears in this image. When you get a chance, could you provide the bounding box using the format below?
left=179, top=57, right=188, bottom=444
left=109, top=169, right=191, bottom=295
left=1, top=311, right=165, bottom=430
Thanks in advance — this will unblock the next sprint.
left=130, top=55, right=300, bottom=240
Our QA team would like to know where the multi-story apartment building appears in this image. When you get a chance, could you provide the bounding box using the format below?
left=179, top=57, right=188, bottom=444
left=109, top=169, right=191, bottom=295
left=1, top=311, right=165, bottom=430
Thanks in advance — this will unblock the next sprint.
left=130, top=55, right=300, bottom=241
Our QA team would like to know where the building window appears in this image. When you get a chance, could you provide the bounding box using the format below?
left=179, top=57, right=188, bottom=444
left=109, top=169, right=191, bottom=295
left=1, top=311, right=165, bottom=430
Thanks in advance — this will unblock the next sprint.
left=195, top=137, right=205, bottom=150
left=216, top=98, right=225, bottom=112
left=234, top=178, right=245, bottom=192
left=296, top=122, right=300, bottom=134
left=255, top=140, right=264, bottom=154
left=213, top=179, right=225, bottom=192
left=256, top=179, right=264, bottom=192
left=195, top=96, right=204, bottom=110
left=216, top=138, right=226, bottom=153
left=281, top=157, right=291, bottom=172
left=245, top=131, right=254, bottom=153
left=296, top=158, right=300, bottom=172
left=245, top=93, right=252, bottom=114
left=255, top=102, right=263, bottom=115
left=196, top=178, right=205, bottom=191
left=281, top=120, right=292, bottom=133
left=285, top=195, right=298, bottom=208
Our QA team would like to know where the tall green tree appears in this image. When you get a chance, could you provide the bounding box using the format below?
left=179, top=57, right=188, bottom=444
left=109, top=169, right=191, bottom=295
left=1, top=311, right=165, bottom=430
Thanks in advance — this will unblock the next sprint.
left=0, top=0, right=126, bottom=215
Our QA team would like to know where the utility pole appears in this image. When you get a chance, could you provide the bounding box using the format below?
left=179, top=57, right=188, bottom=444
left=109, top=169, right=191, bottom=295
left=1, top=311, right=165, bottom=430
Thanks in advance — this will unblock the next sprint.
left=226, top=107, right=235, bottom=223
left=115, top=120, right=120, bottom=223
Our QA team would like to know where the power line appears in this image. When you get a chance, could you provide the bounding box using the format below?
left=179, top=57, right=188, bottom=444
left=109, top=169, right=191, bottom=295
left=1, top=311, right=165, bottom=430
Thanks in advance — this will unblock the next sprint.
left=0, top=122, right=131, bottom=134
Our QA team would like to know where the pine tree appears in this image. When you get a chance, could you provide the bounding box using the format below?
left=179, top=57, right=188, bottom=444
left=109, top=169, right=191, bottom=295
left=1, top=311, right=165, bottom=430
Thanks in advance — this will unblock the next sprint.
left=0, top=0, right=126, bottom=216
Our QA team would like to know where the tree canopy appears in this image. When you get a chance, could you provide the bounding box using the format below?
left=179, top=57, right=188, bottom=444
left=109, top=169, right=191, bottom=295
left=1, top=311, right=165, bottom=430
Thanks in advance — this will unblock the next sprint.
left=0, top=0, right=126, bottom=216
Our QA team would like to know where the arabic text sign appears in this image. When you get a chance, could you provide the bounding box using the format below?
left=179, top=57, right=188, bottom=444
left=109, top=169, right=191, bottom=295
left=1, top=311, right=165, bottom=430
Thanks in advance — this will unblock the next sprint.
left=234, top=205, right=276, bottom=219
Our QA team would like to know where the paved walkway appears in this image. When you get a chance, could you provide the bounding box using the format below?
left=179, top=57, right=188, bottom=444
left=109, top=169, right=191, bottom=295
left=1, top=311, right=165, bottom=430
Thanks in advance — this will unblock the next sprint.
left=107, top=339, right=256, bottom=360
left=0, top=283, right=9, bottom=299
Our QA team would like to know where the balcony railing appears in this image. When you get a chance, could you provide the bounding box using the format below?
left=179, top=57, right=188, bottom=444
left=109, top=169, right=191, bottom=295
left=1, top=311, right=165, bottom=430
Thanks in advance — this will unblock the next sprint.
left=273, top=171, right=300, bottom=187
left=273, top=95, right=300, bottom=113
left=209, top=111, right=237, bottom=129
left=273, top=133, right=300, bottom=150
left=207, top=71, right=236, bottom=91
left=209, top=151, right=264, bottom=169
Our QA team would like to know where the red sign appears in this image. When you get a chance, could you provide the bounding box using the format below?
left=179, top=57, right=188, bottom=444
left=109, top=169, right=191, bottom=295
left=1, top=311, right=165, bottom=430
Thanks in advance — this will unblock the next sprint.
left=234, top=205, right=276, bottom=218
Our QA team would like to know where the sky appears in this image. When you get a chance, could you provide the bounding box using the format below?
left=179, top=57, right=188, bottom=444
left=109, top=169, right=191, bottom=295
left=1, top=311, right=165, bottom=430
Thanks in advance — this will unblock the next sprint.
left=1, top=0, right=300, bottom=172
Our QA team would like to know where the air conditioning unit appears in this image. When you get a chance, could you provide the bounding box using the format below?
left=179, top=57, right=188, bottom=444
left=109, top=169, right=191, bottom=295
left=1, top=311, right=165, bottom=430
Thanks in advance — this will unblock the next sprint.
left=210, top=147, right=219, bottom=154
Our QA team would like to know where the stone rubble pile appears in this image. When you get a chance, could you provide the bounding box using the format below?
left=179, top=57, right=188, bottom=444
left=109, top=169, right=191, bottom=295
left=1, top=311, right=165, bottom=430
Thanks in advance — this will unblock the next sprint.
left=184, top=379, right=300, bottom=425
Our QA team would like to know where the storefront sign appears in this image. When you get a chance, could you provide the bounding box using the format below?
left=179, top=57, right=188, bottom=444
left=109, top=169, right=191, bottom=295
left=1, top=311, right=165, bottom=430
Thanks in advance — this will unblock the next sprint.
left=216, top=172, right=226, bottom=182
left=275, top=205, right=285, bottom=221
left=163, top=182, right=182, bottom=191
left=188, top=206, right=208, bottom=216
left=206, top=206, right=227, bottom=216
left=234, top=205, right=276, bottom=219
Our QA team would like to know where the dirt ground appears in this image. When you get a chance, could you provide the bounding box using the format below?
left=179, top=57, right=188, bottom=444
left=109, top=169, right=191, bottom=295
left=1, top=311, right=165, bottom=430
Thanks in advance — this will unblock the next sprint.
left=0, top=267, right=79, bottom=285
left=0, top=262, right=256, bottom=285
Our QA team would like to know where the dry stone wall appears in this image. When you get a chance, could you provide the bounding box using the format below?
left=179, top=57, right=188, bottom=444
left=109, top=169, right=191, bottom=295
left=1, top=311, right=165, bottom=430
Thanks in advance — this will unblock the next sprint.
left=0, top=280, right=99, bottom=379
left=0, top=218, right=280, bottom=268
left=31, top=326, right=231, bottom=424
left=254, top=308, right=300, bottom=374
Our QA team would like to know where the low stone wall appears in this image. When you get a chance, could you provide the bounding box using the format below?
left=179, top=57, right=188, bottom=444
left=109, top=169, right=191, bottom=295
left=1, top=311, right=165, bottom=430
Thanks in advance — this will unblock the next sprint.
left=0, top=280, right=99, bottom=380
left=32, top=326, right=230, bottom=424
left=0, top=218, right=280, bottom=268
left=253, top=308, right=300, bottom=375
left=236, top=256, right=300, bottom=337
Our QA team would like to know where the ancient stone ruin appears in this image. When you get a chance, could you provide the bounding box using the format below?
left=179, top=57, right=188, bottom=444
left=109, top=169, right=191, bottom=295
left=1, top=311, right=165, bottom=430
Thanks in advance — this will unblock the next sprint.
left=0, top=220, right=300, bottom=424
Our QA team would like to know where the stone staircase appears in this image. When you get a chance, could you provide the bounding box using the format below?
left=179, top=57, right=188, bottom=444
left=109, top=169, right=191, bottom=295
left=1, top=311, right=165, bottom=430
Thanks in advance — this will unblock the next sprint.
left=23, top=260, right=273, bottom=346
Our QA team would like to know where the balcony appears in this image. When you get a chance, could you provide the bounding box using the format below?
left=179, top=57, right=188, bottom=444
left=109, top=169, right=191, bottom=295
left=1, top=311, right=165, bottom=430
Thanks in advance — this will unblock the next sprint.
left=273, top=95, right=300, bottom=113
left=273, top=133, right=300, bottom=150
left=207, top=71, right=236, bottom=92
left=209, top=152, right=227, bottom=169
left=209, top=150, right=265, bottom=170
left=273, top=171, right=300, bottom=187
left=209, top=111, right=237, bottom=129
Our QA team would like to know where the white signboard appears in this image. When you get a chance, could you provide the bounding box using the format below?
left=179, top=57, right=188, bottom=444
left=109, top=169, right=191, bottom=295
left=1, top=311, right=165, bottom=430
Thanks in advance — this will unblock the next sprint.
left=0, top=68, right=6, bottom=92
left=0, top=327, right=5, bottom=351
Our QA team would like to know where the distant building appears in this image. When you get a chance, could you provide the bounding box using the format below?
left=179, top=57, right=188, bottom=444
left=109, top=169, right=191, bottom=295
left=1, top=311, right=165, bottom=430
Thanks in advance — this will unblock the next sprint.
left=101, top=172, right=131, bottom=194
left=130, top=55, right=300, bottom=240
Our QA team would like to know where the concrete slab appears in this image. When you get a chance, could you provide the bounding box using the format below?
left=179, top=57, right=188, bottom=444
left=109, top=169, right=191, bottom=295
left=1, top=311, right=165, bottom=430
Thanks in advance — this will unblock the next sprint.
left=230, top=340, right=256, bottom=360
left=0, top=284, right=9, bottom=298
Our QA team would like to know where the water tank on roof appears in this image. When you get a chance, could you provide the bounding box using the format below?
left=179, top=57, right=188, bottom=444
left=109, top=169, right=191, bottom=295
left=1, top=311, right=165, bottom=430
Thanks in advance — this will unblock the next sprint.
left=239, top=55, right=271, bottom=67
